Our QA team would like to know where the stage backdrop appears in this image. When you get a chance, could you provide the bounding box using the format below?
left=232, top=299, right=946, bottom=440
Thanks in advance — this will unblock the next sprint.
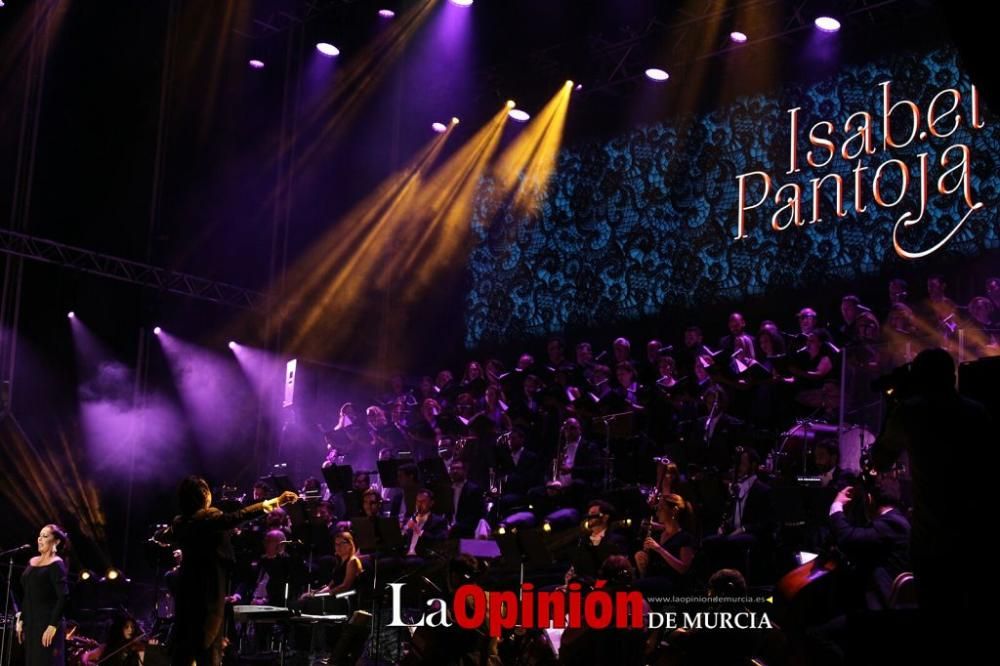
left=465, top=47, right=1000, bottom=348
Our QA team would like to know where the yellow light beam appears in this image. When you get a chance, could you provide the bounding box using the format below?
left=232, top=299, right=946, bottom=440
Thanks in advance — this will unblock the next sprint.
left=389, top=105, right=510, bottom=296
left=283, top=128, right=454, bottom=351
left=492, top=81, right=573, bottom=218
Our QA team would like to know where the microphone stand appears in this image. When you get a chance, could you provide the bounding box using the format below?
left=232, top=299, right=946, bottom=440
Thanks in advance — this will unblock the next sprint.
left=1, top=556, right=13, bottom=666
left=0, top=546, right=27, bottom=666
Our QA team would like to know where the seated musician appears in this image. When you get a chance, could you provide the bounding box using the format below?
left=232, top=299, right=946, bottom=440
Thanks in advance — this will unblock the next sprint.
left=701, top=448, right=773, bottom=580
left=828, top=478, right=910, bottom=610
left=446, top=460, right=485, bottom=539
left=634, top=494, right=697, bottom=596
left=339, top=471, right=372, bottom=519
left=805, top=478, right=912, bottom=665
left=81, top=614, right=144, bottom=666
left=403, top=489, right=449, bottom=558
left=314, top=532, right=363, bottom=597
left=233, top=530, right=296, bottom=608
left=566, top=500, right=628, bottom=585
left=814, top=440, right=855, bottom=490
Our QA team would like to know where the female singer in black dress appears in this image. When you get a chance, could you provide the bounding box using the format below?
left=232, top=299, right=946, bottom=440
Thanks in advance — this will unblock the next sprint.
left=16, top=524, right=69, bottom=666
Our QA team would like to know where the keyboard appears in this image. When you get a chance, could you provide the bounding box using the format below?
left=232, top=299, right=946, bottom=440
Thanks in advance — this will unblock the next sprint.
left=292, top=613, right=348, bottom=624
left=232, top=605, right=292, bottom=621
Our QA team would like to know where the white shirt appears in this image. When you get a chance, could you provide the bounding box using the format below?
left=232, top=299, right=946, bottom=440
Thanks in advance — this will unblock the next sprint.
left=558, top=438, right=581, bottom=486
left=589, top=528, right=607, bottom=546
left=733, top=475, right=757, bottom=530
left=407, top=512, right=428, bottom=556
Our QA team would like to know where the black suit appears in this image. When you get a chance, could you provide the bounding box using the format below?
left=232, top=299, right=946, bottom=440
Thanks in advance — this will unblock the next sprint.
left=446, top=481, right=485, bottom=538
left=570, top=530, right=628, bottom=579
left=688, top=414, right=744, bottom=470
left=403, top=512, right=449, bottom=557
left=567, top=439, right=604, bottom=486
left=499, top=448, right=544, bottom=495
left=389, top=489, right=418, bottom=526
left=170, top=502, right=270, bottom=666
left=872, top=388, right=992, bottom=627
left=829, top=508, right=910, bottom=610
left=735, top=477, right=773, bottom=540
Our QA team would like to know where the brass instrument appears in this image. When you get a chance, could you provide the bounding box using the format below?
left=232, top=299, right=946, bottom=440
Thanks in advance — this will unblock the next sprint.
left=489, top=430, right=512, bottom=498
left=552, top=428, right=565, bottom=483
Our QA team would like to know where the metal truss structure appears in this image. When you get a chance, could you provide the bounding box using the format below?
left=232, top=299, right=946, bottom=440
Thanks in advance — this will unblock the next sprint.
left=0, top=229, right=266, bottom=311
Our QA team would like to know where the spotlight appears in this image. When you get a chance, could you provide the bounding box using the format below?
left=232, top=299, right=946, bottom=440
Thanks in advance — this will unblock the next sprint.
left=506, top=99, right=516, bottom=108
left=67, top=311, right=76, bottom=319
left=450, top=0, right=473, bottom=6
left=645, top=68, right=670, bottom=82
left=542, top=521, right=552, bottom=533
left=228, top=341, right=237, bottom=350
left=248, top=59, right=265, bottom=69
left=574, top=83, right=583, bottom=91
left=431, top=122, right=448, bottom=133
left=79, top=570, right=93, bottom=582
left=730, top=31, right=748, bottom=43
left=450, top=116, right=460, bottom=125
left=378, top=9, right=395, bottom=18
left=497, top=525, right=506, bottom=535
left=316, top=42, right=340, bottom=57
left=153, top=326, right=162, bottom=336
left=508, top=108, right=530, bottom=122
left=105, top=568, right=121, bottom=581
left=565, top=80, right=574, bottom=88
left=814, top=16, right=841, bottom=32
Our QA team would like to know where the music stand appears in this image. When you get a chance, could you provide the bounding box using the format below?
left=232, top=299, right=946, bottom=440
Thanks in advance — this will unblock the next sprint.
left=497, top=528, right=553, bottom=594
left=264, top=474, right=296, bottom=493
left=350, top=518, right=378, bottom=553
left=593, top=411, right=634, bottom=489
left=376, top=517, right=405, bottom=552
left=321, top=464, right=354, bottom=494
left=592, top=411, right=634, bottom=439
left=417, top=457, right=449, bottom=485
left=376, top=459, right=414, bottom=489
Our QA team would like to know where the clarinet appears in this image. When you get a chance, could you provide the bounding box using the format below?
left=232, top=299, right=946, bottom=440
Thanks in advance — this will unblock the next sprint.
left=718, top=481, right=740, bottom=535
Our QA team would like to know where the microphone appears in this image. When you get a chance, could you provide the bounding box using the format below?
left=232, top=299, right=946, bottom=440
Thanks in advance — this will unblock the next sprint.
left=0, top=544, right=32, bottom=557
left=280, top=539, right=303, bottom=546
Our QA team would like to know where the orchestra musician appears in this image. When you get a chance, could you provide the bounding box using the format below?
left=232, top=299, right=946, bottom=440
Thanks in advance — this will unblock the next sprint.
left=634, top=493, right=697, bottom=595
left=80, top=615, right=148, bottom=666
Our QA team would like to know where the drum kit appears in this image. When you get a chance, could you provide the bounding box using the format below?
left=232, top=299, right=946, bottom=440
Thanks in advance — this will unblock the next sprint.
left=768, top=420, right=876, bottom=476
